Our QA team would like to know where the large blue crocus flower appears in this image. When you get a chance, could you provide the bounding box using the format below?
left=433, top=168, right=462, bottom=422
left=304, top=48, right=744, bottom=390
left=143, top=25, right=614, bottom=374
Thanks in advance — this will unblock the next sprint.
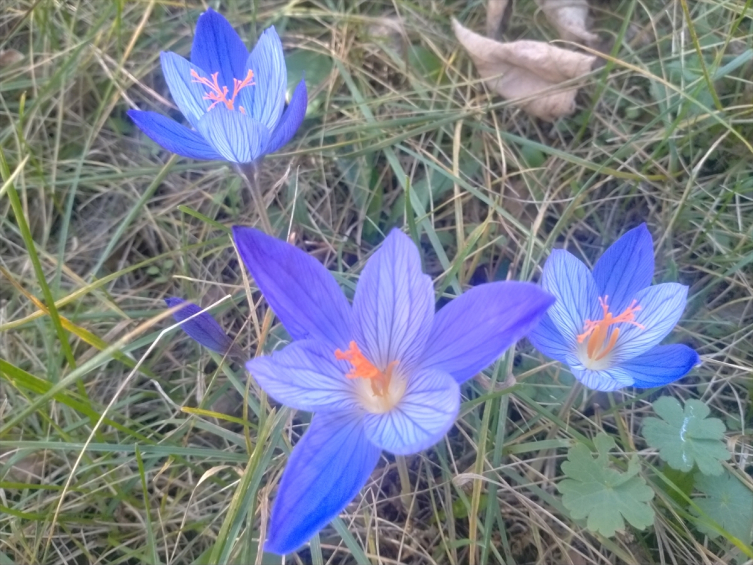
left=528, top=223, right=699, bottom=391
left=128, top=9, right=307, bottom=164
left=230, top=227, right=554, bottom=554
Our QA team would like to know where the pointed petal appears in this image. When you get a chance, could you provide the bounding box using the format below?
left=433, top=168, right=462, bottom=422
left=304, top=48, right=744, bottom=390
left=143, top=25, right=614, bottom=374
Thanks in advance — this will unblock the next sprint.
left=618, top=344, right=699, bottom=388
left=232, top=227, right=353, bottom=350
left=352, top=229, right=434, bottom=374
left=592, top=224, right=655, bottom=313
left=246, top=340, right=359, bottom=412
left=165, top=297, right=233, bottom=354
left=570, top=365, right=635, bottom=391
left=265, top=78, right=308, bottom=154
left=265, top=411, right=380, bottom=555
left=541, top=249, right=601, bottom=347
left=363, top=368, right=459, bottom=455
left=527, top=312, right=577, bottom=364
left=238, top=27, right=286, bottom=131
left=196, top=107, right=270, bottom=164
left=160, top=51, right=212, bottom=128
left=191, top=8, right=249, bottom=87
left=610, top=283, right=689, bottom=362
left=127, top=110, right=222, bottom=160
left=420, top=282, right=554, bottom=383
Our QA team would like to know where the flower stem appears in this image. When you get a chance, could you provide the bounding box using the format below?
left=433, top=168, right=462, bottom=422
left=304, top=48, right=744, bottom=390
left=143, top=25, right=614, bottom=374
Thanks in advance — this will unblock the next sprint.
left=236, top=163, right=272, bottom=233
left=396, top=455, right=413, bottom=514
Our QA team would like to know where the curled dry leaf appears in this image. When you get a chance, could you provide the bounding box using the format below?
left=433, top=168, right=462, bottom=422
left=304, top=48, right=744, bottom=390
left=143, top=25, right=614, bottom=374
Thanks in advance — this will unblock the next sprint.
left=537, top=0, right=598, bottom=44
left=452, top=19, right=596, bottom=121
left=486, top=0, right=510, bottom=39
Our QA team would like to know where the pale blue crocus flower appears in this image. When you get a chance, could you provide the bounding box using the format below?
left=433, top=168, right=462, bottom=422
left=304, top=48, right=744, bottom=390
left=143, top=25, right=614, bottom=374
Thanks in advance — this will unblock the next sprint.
left=128, top=9, right=307, bottom=164
left=528, top=223, right=699, bottom=391
left=230, top=227, right=555, bottom=554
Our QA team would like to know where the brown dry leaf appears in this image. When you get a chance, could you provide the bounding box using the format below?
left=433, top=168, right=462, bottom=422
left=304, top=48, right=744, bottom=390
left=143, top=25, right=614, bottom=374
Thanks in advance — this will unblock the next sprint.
left=486, top=0, right=510, bottom=38
left=0, top=49, right=24, bottom=67
left=453, top=19, right=596, bottom=121
left=537, top=0, right=598, bottom=44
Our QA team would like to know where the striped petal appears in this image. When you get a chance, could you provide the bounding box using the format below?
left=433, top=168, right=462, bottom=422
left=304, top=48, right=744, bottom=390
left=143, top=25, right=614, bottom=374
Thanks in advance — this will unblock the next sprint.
left=570, top=365, right=635, bottom=391
left=609, top=283, right=689, bottom=362
left=421, top=281, right=555, bottom=383
left=246, top=340, right=359, bottom=412
left=191, top=8, right=249, bottom=88
left=618, top=344, right=699, bottom=388
left=363, top=368, right=459, bottom=455
left=265, top=411, right=380, bottom=555
left=541, top=249, right=601, bottom=348
left=232, top=227, right=353, bottom=350
left=160, top=51, right=212, bottom=128
left=592, top=224, right=655, bottom=313
left=197, top=107, right=270, bottom=163
left=127, top=110, right=222, bottom=160
left=352, top=229, right=434, bottom=375
left=238, top=27, right=286, bottom=131
left=528, top=312, right=578, bottom=365
left=265, top=78, right=308, bottom=154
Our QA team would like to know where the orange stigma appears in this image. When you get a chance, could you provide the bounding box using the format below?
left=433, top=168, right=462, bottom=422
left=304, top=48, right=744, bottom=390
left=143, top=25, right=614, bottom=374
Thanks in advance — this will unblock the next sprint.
left=576, top=296, right=645, bottom=361
left=190, top=69, right=255, bottom=113
left=335, top=341, right=398, bottom=396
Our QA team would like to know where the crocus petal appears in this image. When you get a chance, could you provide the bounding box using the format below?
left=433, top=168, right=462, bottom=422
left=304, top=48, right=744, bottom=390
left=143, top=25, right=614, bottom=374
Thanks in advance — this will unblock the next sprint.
left=420, top=282, right=555, bottom=383
left=570, top=365, right=635, bottom=392
left=246, top=340, right=359, bottom=412
left=127, top=110, right=223, bottom=160
left=160, top=51, right=213, bottom=128
left=527, top=313, right=578, bottom=365
left=165, top=297, right=233, bottom=354
left=363, top=368, right=459, bottom=455
left=541, top=249, right=601, bottom=347
left=609, top=283, right=689, bottom=362
left=352, top=230, right=434, bottom=374
left=265, top=78, right=308, bottom=154
left=190, top=8, right=249, bottom=88
left=265, top=411, right=381, bottom=555
left=617, top=344, right=699, bottom=388
left=592, top=224, right=655, bottom=313
left=232, top=227, right=353, bottom=350
left=238, top=27, right=286, bottom=131
left=196, top=108, right=270, bottom=163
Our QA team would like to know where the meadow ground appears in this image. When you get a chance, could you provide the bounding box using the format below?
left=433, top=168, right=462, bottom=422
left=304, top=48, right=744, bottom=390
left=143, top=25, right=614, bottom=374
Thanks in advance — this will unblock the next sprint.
left=1, top=0, right=752, bottom=563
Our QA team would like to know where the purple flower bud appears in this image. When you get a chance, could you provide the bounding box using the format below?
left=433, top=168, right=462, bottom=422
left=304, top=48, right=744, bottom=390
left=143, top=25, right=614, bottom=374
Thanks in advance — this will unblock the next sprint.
left=165, top=297, right=235, bottom=355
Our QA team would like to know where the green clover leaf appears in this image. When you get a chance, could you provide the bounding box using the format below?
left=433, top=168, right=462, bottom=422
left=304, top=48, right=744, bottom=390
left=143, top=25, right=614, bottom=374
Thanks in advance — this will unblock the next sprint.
left=693, top=471, right=753, bottom=542
left=642, top=396, right=730, bottom=476
left=558, top=433, right=655, bottom=537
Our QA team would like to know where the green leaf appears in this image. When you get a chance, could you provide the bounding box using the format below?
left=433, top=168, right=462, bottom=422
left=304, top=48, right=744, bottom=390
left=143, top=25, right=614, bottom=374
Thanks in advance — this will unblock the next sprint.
left=642, top=397, right=730, bottom=476
left=692, top=471, right=753, bottom=542
left=558, top=434, right=655, bottom=537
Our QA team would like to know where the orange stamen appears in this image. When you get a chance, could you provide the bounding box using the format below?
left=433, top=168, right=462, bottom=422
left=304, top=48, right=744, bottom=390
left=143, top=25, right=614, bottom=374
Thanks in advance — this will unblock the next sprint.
left=335, top=341, right=398, bottom=396
left=190, top=69, right=255, bottom=112
left=576, top=296, right=645, bottom=361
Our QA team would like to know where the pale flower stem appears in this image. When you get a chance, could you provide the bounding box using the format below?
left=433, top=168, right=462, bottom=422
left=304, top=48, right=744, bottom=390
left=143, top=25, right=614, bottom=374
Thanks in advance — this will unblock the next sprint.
left=396, top=455, right=412, bottom=514
left=236, top=163, right=272, bottom=233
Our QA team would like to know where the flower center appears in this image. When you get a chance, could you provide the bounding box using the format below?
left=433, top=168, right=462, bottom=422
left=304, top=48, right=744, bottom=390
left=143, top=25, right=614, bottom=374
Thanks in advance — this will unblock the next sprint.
left=190, top=69, right=254, bottom=113
left=576, top=296, right=645, bottom=362
left=334, top=341, right=399, bottom=397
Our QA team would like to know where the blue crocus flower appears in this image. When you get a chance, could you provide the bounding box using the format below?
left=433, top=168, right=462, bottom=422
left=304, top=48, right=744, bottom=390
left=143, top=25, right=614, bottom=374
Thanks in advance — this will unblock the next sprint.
left=528, top=223, right=699, bottom=391
left=231, top=227, right=554, bottom=554
left=128, top=9, right=307, bottom=164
